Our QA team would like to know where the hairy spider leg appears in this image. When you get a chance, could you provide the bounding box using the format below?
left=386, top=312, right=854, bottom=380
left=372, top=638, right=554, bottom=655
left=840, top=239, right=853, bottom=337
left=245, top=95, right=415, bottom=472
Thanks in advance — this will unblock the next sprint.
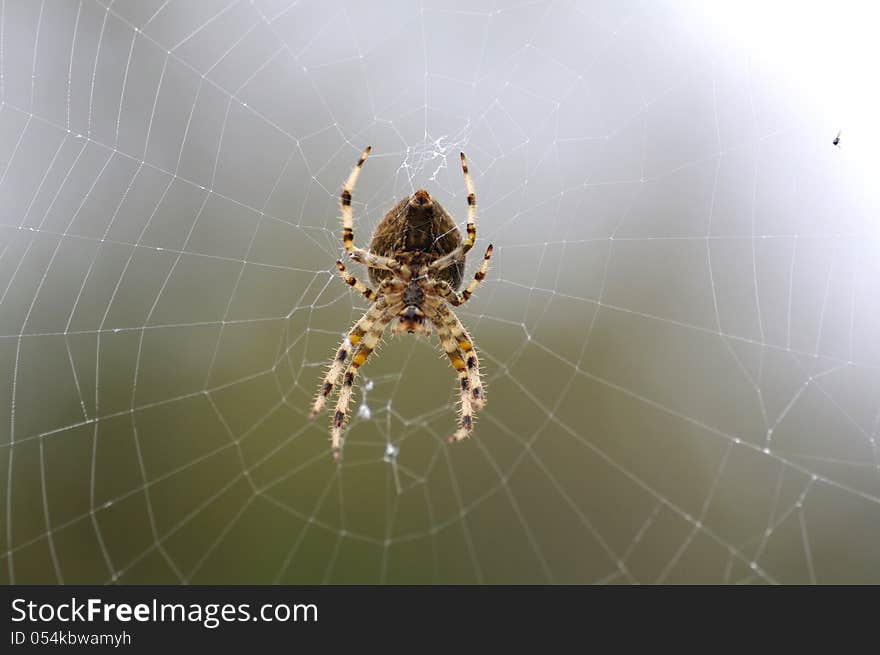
left=439, top=302, right=485, bottom=412
left=310, top=295, right=392, bottom=420
left=431, top=308, right=478, bottom=443
left=330, top=304, right=400, bottom=459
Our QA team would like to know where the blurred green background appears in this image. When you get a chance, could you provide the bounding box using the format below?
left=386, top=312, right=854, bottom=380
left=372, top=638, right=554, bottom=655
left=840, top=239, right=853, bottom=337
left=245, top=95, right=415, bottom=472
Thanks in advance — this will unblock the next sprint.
left=1, top=0, right=879, bottom=584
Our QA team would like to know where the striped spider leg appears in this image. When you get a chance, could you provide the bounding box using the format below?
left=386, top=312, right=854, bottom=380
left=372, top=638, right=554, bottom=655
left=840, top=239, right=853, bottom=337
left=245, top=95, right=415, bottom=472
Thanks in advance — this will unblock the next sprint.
left=328, top=302, right=401, bottom=460
left=309, top=299, right=385, bottom=422
left=430, top=301, right=487, bottom=442
left=426, top=152, right=478, bottom=274
left=309, top=276, right=398, bottom=421
left=428, top=305, right=476, bottom=443
left=339, top=146, right=400, bottom=272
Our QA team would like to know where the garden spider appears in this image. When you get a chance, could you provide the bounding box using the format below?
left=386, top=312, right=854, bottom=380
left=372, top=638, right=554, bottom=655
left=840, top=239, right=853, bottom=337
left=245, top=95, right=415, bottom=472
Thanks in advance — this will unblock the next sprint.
left=310, top=147, right=493, bottom=461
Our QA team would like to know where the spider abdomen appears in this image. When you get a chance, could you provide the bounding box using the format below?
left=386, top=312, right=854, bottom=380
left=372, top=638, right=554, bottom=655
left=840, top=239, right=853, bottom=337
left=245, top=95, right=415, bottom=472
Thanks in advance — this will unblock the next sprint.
left=368, top=190, right=465, bottom=290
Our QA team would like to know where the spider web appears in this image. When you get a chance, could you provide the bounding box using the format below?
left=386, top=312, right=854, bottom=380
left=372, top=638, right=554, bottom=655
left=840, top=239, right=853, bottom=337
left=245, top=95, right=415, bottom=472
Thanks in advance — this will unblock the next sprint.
left=2, top=0, right=880, bottom=585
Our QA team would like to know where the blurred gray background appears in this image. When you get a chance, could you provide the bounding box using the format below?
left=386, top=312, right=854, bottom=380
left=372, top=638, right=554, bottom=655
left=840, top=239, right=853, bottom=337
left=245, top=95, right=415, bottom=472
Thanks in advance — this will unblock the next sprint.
left=1, top=0, right=879, bottom=584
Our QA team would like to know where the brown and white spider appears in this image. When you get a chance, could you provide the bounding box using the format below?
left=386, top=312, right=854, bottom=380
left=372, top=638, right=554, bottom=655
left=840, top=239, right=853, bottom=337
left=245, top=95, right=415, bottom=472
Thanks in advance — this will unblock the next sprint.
left=309, top=147, right=493, bottom=461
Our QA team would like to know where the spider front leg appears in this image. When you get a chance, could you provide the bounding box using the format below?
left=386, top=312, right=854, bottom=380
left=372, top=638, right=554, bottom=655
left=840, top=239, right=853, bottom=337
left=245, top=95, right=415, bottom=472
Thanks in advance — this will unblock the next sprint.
left=427, top=152, right=479, bottom=273
left=460, top=151, right=478, bottom=251
left=339, top=146, right=400, bottom=272
left=329, top=306, right=398, bottom=460
left=429, top=243, right=493, bottom=305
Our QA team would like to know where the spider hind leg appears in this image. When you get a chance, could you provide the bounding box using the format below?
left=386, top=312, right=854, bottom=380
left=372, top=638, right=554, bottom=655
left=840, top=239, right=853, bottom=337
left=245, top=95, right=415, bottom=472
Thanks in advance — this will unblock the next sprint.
left=430, top=303, right=486, bottom=443
left=437, top=303, right=486, bottom=411
left=329, top=304, right=398, bottom=459
left=310, top=299, right=387, bottom=421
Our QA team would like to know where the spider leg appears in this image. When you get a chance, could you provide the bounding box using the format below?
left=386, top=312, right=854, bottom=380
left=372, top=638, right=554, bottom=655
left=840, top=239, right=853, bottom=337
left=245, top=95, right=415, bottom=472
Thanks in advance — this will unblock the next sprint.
left=429, top=243, right=493, bottom=305
left=427, top=152, right=478, bottom=273
left=335, top=260, right=377, bottom=301
left=309, top=298, right=388, bottom=420
left=427, top=300, right=486, bottom=444
left=429, top=280, right=459, bottom=304
left=330, top=303, right=400, bottom=460
left=460, top=151, right=477, bottom=253
left=435, top=302, right=486, bottom=412
left=458, top=243, right=492, bottom=303
left=340, top=146, right=370, bottom=255
left=431, top=310, right=476, bottom=443
left=340, top=146, right=400, bottom=272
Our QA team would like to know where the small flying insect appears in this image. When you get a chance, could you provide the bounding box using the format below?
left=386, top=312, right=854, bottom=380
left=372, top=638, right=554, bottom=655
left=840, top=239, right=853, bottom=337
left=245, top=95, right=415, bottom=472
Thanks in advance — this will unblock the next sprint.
left=833, top=130, right=841, bottom=147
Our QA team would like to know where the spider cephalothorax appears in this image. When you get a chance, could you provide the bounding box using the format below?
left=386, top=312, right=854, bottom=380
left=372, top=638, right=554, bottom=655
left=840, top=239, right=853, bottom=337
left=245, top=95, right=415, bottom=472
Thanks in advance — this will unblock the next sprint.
left=310, top=147, right=493, bottom=461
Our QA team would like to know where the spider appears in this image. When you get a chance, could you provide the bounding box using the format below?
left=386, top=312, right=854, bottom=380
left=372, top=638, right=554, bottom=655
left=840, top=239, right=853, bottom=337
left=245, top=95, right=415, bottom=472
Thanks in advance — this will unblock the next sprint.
left=310, top=147, right=493, bottom=461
